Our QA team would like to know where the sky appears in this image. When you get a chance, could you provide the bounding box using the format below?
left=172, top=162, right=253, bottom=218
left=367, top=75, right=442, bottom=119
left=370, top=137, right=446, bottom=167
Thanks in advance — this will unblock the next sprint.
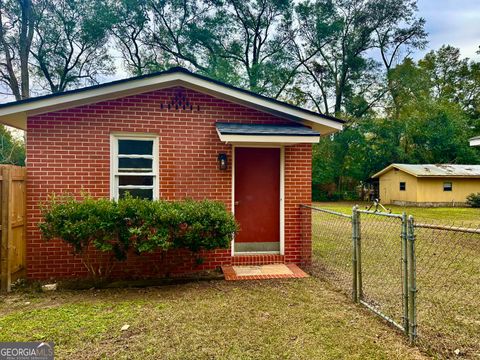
left=415, top=0, right=480, bottom=60
left=2, top=0, right=480, bottom=106
left=3, top=0, right=480, bottom=138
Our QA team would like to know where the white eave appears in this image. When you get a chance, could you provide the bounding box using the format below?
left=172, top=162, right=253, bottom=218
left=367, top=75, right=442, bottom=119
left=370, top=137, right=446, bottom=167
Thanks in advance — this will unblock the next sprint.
left=470, top=136, right=480, bottom=147
left=0, top=68, right=344, bottom=134
left=216, top=132, right=321, bottom=145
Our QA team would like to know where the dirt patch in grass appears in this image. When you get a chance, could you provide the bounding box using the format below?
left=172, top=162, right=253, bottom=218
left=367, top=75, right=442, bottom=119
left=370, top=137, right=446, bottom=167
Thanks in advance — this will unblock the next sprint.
left=0, top=279, right=426, bottom=359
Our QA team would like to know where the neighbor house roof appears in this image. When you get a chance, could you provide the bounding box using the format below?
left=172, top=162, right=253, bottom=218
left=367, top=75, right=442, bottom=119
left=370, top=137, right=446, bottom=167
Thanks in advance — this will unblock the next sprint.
left=470, top=136, right=480, bottom=147
left=0, top=67, right=344, bottom=134
left=215, top=122, right=320, bottom=144
left=372, top=164, right=480, bottom=178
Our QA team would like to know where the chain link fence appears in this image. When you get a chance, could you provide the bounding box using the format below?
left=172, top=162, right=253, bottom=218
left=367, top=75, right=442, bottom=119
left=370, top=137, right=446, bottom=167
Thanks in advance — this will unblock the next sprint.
left=300, top=205, right=352, bottom=296
left=301, top=204, right=480, bottom=358
left=414, top=219, right=480, bottom=358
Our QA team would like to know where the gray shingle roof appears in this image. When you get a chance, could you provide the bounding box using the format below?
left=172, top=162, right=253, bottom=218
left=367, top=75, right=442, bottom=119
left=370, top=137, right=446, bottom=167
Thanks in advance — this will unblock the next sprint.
left=215, top=122, right=320, bottom=136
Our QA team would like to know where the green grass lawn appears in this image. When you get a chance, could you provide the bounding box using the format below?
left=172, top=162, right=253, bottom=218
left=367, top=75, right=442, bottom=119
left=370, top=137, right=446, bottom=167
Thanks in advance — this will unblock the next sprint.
left=0, top=279, right=425, bottom=360
left=313, top=201, right=480, bottom=225
left=310, top=201, right=480, bottom=358
left=2, top=201, right=477, bottom=359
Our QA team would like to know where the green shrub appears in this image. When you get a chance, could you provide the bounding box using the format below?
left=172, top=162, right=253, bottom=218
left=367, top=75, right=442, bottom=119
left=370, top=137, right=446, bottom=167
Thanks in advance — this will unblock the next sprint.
left=39, top=194, right=238, bottom=261
left=466, top=193, right=480, bottom=208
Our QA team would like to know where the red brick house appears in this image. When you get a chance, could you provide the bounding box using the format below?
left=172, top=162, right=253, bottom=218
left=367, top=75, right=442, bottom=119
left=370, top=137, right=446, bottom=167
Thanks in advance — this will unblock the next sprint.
left=0, top=67, right=343, bottom=280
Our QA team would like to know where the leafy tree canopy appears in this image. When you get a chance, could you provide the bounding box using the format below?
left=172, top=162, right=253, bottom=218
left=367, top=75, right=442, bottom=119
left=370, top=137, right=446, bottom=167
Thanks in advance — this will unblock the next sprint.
left=0, top=0, right=478, bottom=197
left=0, top=125, right=25, bottom=165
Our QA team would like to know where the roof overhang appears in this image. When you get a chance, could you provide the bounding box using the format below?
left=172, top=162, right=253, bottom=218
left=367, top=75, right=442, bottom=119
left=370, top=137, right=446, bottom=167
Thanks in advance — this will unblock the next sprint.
left=372, top=164, right=414, bottom=178
left=470, top=136, right=480, bottom=147
left=216, top=122, right=321, bottom=144
left=0, top=68, right=344, bottom=134
left=217, top=133, right=320, bottom=144
left=416, top=175, right=480, bottom=178
left=372, top=163, right=480, bottom=178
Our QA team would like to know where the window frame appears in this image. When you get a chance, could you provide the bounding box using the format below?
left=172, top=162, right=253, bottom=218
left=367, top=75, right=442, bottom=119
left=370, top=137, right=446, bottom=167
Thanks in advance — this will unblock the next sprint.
left=443, top=181, right=453, bottom=192
left=399, top=181, right=406, bottom=191
left=110, top=133, right=159, bottom=200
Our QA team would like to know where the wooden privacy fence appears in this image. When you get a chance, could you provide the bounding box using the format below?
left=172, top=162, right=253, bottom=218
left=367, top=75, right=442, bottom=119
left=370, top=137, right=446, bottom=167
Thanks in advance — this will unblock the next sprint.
left=0, top=165, right=27, bottom=292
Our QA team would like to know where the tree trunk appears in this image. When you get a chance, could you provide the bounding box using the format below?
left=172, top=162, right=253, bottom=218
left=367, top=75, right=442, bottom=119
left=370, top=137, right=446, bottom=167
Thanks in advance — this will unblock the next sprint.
left=0, top=1, right=21, bottom=100
left=334, top=91, right=342, bottom=116
left=386, top=70, right=401, bottom=120
left=19, top=0, right=34, bottom=99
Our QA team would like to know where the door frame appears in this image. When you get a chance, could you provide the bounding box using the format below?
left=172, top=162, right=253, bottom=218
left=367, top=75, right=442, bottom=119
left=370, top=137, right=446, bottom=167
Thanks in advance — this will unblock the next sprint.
left=231, top=144, right=285, bottom=256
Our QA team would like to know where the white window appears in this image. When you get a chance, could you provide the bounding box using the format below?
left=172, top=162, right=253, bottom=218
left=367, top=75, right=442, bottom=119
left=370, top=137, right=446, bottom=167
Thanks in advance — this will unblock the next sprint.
left=110, top=134, right=159, bottom=200
left=443, top=181, right=453, bottom=192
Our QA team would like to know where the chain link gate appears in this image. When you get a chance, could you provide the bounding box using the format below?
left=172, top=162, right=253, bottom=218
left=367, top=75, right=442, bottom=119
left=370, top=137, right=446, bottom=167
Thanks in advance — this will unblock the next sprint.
left=304, top=204, right=480, bottom=357
left=352, top=207, right=417, bottom=342
left=302, top=204, right=417, bottom=343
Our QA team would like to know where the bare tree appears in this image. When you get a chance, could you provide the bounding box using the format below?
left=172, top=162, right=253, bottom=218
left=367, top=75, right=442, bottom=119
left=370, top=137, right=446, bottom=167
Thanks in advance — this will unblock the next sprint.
left=114, top=0, right=298, bottom=96
left=0, top=0, right=35, bottom=100
left=30, top=0, right=115, bottom=93
left=111, top=0, right=153, bottom=76
left=293, top=0, right=426, bottom=117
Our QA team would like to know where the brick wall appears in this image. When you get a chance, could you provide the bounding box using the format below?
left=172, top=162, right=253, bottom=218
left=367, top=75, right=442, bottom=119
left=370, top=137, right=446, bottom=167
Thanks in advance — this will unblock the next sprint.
left=26, top=87, right=312, bottom=280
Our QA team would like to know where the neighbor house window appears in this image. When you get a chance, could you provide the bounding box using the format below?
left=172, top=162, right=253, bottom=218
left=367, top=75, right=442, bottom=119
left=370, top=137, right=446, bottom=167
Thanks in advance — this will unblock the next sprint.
left=111, top=134, right=159, bottom=200
left=443, top=182, right=453, bottom=192
left=399, top=182, right=406, bottom=191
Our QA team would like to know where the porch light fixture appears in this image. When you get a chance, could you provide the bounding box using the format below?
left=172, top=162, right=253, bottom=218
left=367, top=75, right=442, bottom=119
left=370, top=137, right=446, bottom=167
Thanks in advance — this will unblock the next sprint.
left=218, top=153, right=228, bottom=170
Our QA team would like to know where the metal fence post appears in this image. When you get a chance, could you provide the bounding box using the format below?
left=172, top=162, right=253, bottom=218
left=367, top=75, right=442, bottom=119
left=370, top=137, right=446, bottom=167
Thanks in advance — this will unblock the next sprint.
left=356, top=208, right=362, bottom=301
left=352, top=205, right=358, bottom=303
left=407, top=215, right=417, bottom=343
left=401, top=212, right=409, bottom=336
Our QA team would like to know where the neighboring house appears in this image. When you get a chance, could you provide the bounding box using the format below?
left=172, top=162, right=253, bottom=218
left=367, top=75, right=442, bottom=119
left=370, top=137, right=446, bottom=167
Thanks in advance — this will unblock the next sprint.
left=470, top=136, right=480, bottom=147
left=0, top=67, right=343, bottom=280
left=372, top=164, right=480, bottom=206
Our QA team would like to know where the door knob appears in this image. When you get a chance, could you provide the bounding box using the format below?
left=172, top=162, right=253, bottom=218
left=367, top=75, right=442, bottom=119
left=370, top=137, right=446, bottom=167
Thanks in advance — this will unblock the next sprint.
left=234, top=201, right=240, bottom=206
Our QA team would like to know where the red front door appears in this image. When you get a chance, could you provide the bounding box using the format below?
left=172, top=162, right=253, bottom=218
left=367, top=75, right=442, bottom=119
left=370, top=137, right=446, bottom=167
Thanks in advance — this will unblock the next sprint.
left=234, top=147, right=280, bottom=252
